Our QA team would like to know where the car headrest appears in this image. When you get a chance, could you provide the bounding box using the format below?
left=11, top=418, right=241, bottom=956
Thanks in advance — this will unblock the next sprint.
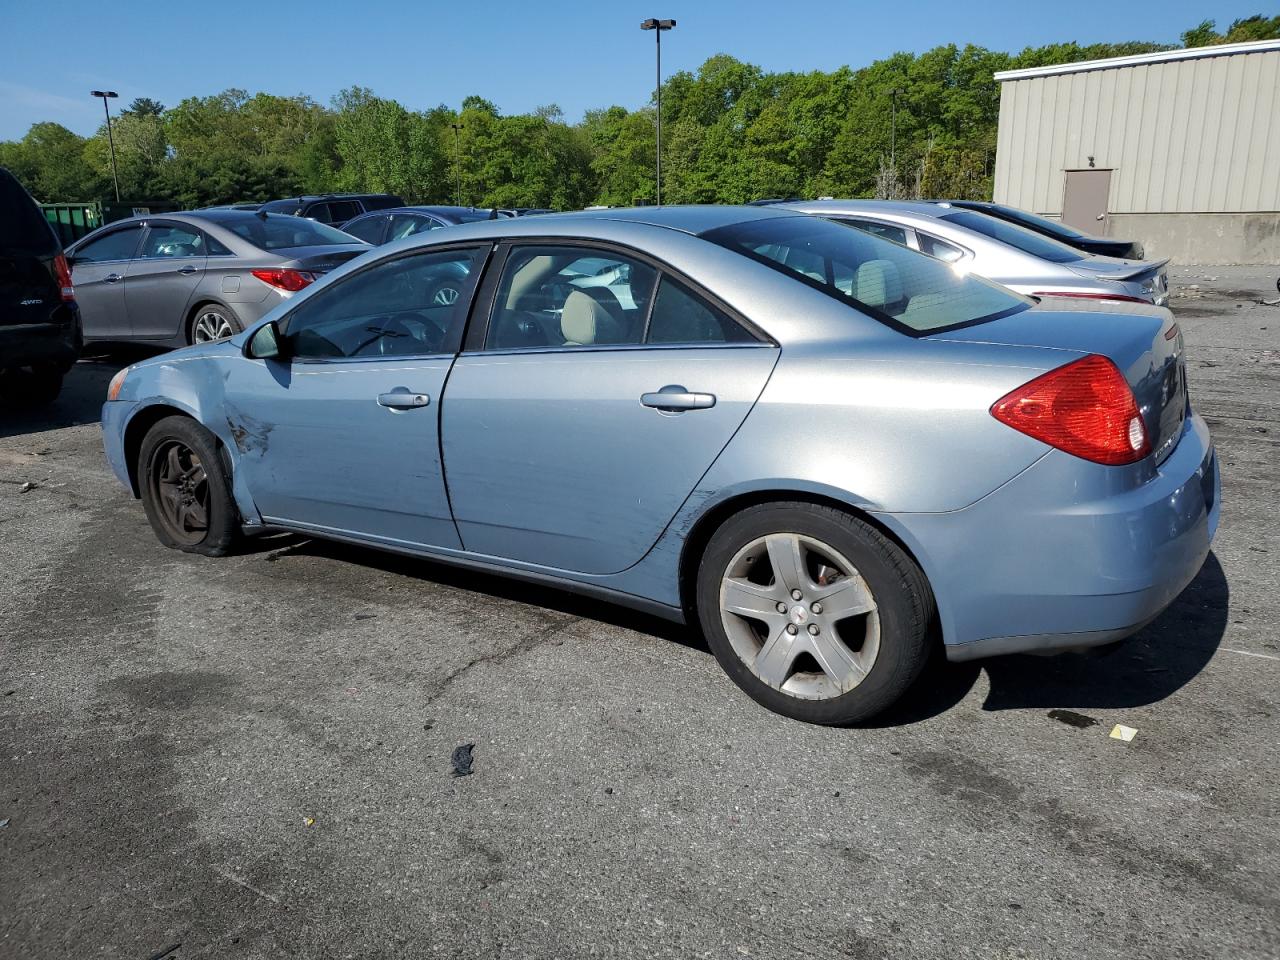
left=855, top=259, right=903, bottom=308
left=562, top=289, right=625, bottom=345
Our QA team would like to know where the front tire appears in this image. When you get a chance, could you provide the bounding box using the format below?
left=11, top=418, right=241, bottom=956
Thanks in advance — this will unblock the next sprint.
left=138, top=416, right=241, bottom=556
left=696, top=502, right=934, bottom=725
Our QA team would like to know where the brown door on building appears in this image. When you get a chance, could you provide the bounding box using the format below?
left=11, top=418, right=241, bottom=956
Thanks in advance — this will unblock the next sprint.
left=1062, top=169, right=1112, bottom=234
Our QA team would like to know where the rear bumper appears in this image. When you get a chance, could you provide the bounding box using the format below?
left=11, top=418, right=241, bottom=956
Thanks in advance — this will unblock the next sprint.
left=878, top=412, right=1219, bottom=661
left=0, top=311, right=82, bottom=370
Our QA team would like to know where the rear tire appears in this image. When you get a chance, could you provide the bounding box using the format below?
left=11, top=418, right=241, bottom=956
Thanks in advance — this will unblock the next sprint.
left=0, top=364, right=64, bottom=408
left=189, top=303, right=243, bottom=345
left=138, top=416, right=241, bottom=556
left=695, top=502, right=934, bottom=725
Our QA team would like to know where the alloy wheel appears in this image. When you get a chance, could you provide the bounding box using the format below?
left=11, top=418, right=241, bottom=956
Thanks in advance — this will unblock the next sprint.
left=718, top=533, right=880, bottom=700
left=151, top=440, right=210, bottom=546
left=192, top=310, right=235, bottom=343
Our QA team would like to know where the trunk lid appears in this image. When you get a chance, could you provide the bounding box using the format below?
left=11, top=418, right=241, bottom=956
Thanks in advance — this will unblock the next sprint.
left=929, top=299, right=1188, bottom=464
left=277, top=244, right=369, bottom=275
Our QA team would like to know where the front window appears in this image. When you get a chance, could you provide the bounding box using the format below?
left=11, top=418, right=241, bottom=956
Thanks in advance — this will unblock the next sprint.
left=282, top=247, right=486, bottom=359
left=389, top=214, right=438, bottom=241
left=222, top=215, right=360, bottom=251
left=938, top=209, right=1083, bottom=263
left=343, top=215, right=387, bottom=244
left=73, top=225, right=144, bottom=263
left=704, top=215, right=1029, bottom=335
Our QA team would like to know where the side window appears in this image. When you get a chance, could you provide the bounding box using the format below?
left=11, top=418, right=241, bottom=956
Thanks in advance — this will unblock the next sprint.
left=388, top=214, right=437, bottom=241
left=845, top=218, right=909, bottom=247
left=205, top=233, right=233, bottom=256
left=304, top=203, right=331, bottom=223
left=485, top=246, right=657, bottom=350
left=73, top=226, right=143, bottom=263
left=917, top=233, right=965, bottom=264
left=282, top=247, right=486, bottom=360
left=326, top=201, right=361, bottom=224
left=343, top=215, right=386, bottom=244
left=646, top=277, right=754, bottom=344
left=139, top=223, right=204, bottom=259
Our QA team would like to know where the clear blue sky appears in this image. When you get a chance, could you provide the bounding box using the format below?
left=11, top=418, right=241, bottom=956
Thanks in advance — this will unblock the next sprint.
left=0, top=0, right=1265, bottom=140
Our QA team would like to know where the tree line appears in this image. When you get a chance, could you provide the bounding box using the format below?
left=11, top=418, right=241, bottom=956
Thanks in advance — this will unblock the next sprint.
left=2, top=15, right=1275, bottom=210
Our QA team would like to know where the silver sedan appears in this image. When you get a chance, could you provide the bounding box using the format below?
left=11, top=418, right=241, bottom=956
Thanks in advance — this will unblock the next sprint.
left=67, top=211, right=370, bottom=348
left=779, top=200, right=1170, bottom=306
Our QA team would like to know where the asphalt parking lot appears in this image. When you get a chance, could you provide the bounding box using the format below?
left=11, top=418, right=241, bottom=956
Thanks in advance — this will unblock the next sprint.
left=2, top=268, right=1278, bottom=960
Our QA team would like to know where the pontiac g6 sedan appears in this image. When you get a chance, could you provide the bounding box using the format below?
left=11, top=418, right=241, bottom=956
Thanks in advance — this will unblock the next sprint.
left=101, top=206, right=1219, bottom=724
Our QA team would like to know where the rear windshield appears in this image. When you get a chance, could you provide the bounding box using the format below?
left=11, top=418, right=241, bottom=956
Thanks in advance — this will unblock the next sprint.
left=939, top=209, right=1083, bottom=263
left=984, top=203, right=1087, bottom=241
left=453, top=209, right=497, bottom=223
left=223, top=215, right=361, bottom=251
left=704, top=215, right=1028, bottom=335
left=0, top=169, right=58, bottom=256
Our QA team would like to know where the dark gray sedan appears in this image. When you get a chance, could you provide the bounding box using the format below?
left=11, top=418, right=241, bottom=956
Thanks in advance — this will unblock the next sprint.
left=67, top=211, right=370, bottom=348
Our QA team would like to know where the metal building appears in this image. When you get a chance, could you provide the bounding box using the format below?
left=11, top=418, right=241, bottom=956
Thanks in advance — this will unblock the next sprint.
left=992, top=39, right=1280, bottom=265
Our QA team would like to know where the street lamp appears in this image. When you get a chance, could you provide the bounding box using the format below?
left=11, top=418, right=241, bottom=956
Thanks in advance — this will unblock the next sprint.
left=90, top=90, right=121, bottom=202
left=450, top=122, right=464, bottom=206
left=640, top=18, right=675, bottom=206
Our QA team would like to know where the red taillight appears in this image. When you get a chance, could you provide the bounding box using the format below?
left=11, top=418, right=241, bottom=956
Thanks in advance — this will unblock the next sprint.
left=250, top=268, right=316, bottom=292
left=1032, top=290, right=1149, bottom=304
left=990, top=354, right=1150, bottom=465
left=54, top=254, right=75, bottom=302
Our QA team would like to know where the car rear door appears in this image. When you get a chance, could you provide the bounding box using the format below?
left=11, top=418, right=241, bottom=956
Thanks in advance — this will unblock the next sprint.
left=124, top=220, right=208, bottom=339
left=68, top=224, right=144, bottom=340
left=221, top=244, right=491, bottom=548
left=441, top=242, right=779, bottom=575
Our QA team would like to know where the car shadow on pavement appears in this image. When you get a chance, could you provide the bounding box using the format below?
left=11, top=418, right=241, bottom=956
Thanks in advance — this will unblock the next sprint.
left=0, top=347, right=162, bottom=439
left=873, top=551, right=1230, bottom=726
left=253, top=535, right=706, bottom=652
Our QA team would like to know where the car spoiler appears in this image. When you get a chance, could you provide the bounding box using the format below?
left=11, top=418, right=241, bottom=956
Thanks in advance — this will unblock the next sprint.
left=1095, top=257, right=1170, bottom=281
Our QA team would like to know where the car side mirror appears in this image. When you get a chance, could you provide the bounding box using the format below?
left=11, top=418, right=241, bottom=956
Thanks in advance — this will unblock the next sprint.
left=246, top=320, right=288, bottom=360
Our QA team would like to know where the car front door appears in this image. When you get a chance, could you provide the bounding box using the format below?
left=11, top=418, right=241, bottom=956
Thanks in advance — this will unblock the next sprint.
left=125, top=220, right=208, bottom=339
left=68, top=224, right=144, bottom=340
left=222, top=244, right=490, bottom=548
left=441, top=242, right=779, bottom=575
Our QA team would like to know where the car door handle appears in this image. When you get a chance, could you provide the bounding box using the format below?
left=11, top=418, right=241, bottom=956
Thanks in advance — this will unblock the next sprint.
left=103, top=273, right=122, bottom=283
left=177, top=265, right=200, bottom=275
left=377, top=389, right=431, bottom=410
left=641, top=385, right=717, bottom=411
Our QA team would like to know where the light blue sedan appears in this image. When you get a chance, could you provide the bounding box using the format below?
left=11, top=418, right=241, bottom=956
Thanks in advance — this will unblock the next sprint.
left=101, top=206, right=1219, bottom=724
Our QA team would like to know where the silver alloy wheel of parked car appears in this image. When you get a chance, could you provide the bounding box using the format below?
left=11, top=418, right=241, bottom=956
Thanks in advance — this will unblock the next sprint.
left=192, top=309, right=235, bottom=344
left=719, top=533, right=881, bottom=701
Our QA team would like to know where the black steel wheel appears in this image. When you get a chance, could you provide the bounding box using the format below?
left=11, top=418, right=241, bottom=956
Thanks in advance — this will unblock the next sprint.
left=139, top=416, right=241, bottom=555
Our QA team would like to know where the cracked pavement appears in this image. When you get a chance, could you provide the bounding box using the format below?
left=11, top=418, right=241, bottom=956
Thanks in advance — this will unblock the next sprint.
left=1, top=266, right=1278, bottom=959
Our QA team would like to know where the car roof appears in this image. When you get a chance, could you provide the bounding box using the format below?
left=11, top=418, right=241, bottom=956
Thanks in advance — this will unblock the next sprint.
left=777, top=199, right=947, bottom=218
left=555, top=204, right=797, bottom=236
left=360, top=205, right=497, bottom=219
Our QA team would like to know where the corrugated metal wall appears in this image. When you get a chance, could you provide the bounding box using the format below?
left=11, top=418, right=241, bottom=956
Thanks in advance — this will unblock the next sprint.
left=993, top=47, right=1280, bottom=215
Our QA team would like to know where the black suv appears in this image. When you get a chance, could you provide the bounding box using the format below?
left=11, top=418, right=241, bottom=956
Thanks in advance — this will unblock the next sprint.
left=257, top=194, right=405, bottom=227
left=0, top=168, right=82, bottom=407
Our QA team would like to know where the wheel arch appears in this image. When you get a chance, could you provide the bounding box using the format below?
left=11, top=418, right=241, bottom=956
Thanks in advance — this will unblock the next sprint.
left=676, top=487, right=943, bottom=640
left=122, top=402, right=233, bottom=497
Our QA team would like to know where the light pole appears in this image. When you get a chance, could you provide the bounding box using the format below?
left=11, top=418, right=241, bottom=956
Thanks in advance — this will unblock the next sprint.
left=640, top=18, right=675, bottom=206
left=450, top=122, right=464, bottom=206
left=91, top=90, right=120, bottom=201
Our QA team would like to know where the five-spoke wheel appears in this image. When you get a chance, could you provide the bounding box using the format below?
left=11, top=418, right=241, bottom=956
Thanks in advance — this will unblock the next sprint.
left=139, top=416, right=241, bottom=556
left=698, top=502, right=934, bottom=725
